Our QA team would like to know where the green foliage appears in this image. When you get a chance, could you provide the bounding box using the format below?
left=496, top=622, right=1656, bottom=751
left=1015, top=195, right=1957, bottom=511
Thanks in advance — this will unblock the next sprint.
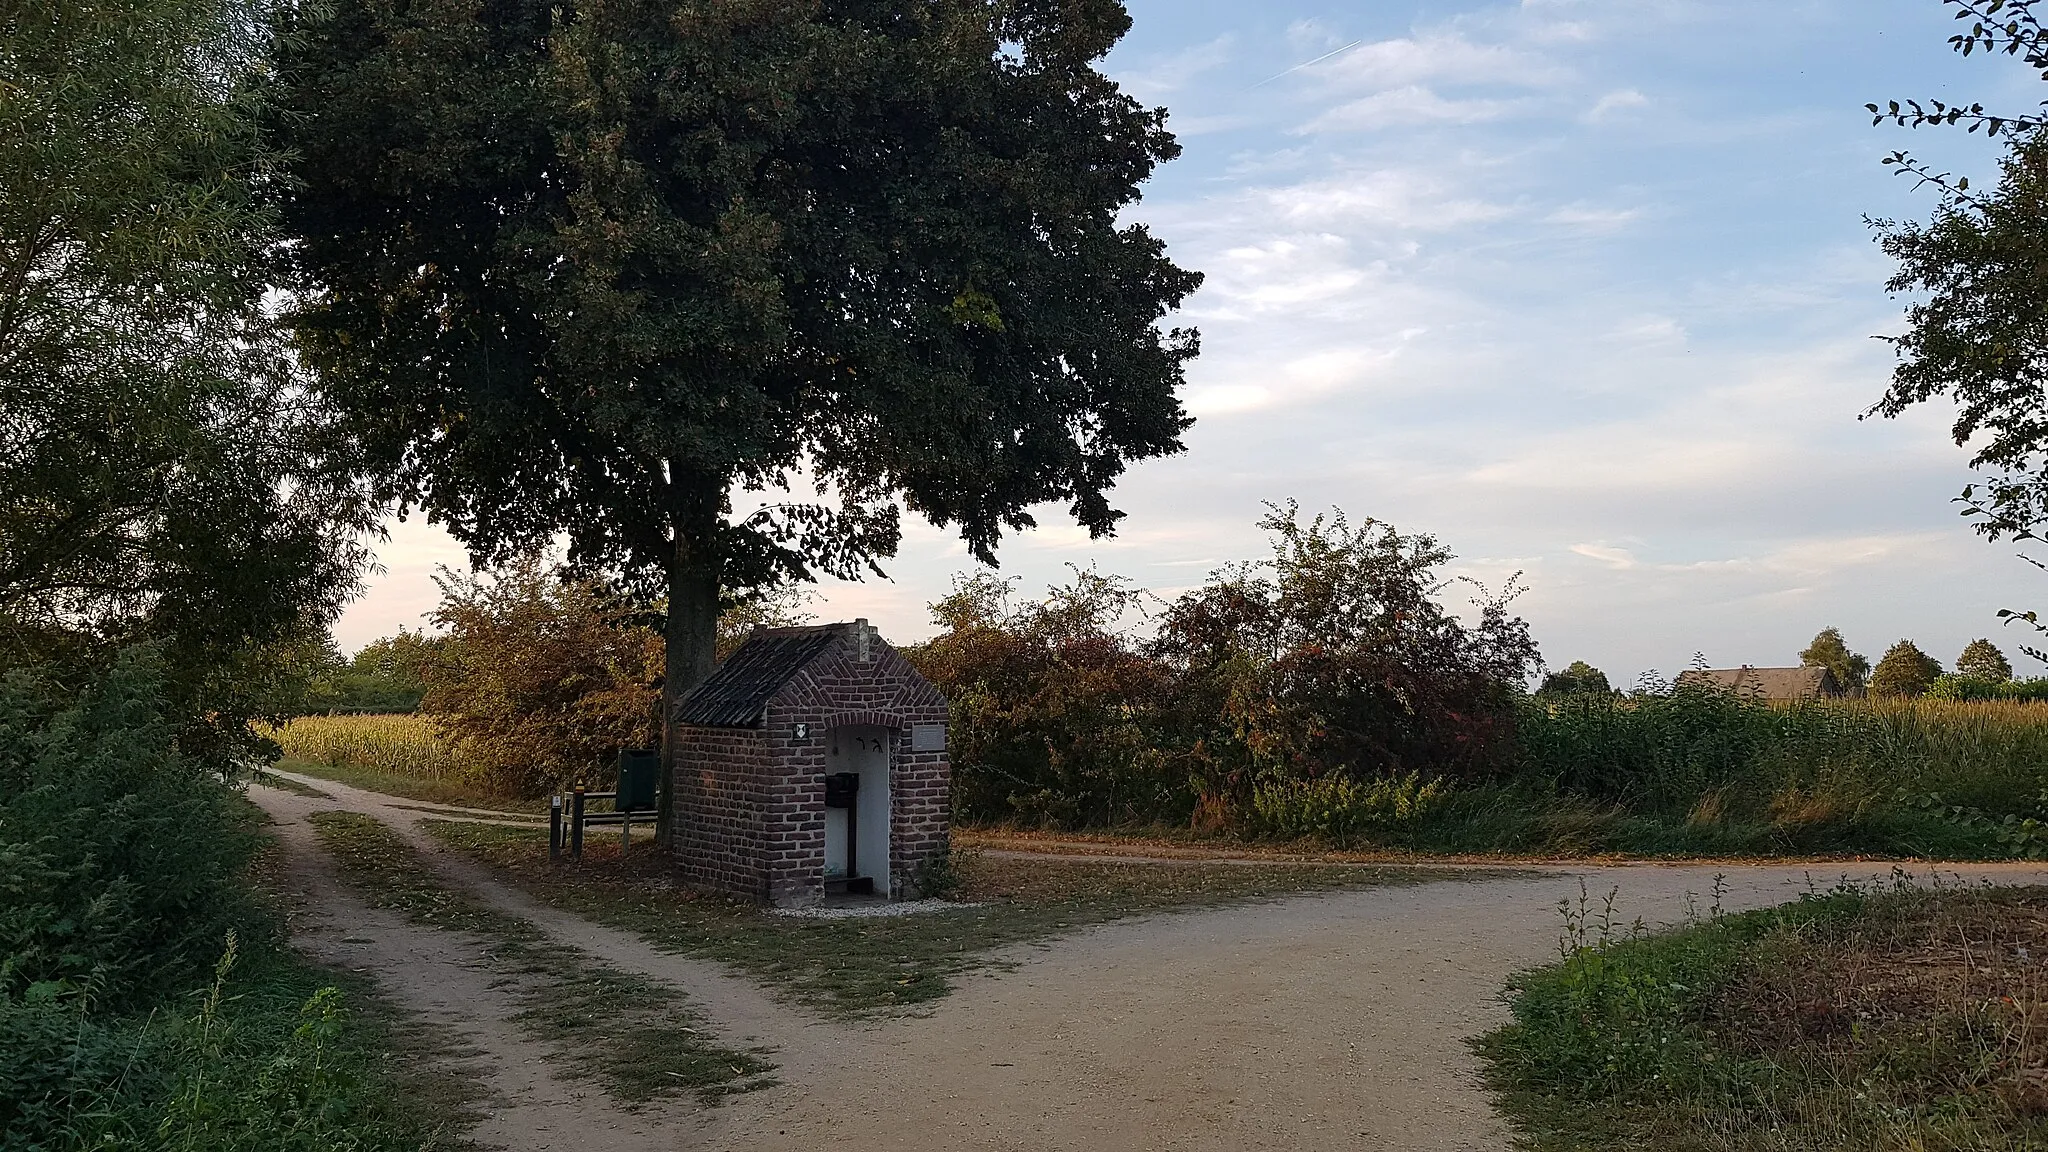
left=1537, top=660, right=1611, bottom=696
left=319, top=631, right=439, bottom=713
left=1245, top=773, right=1451, bottom=842
left=1870, top=639, right=1944, bottom=698
left=906, top=568, right=1173, bottom=828
left=424, top=559, right=661, bottom=796
left=1, top=933, right=460, bottom=1151
left=1957, top=637, right=2014, bottom=681
left=268, top=0, right=1204, bottom=784
left=1925, top=672, right=2048, bottom=701
left=1482, top=880, right=2048, bottom=1150
left=0, top=654, right=257, bottom=1011
left=0, top=0, right=370, bottom=749
left=1798, top=626, right=1869, bottom=693
left=1149, top=502, right=1540, bottom=809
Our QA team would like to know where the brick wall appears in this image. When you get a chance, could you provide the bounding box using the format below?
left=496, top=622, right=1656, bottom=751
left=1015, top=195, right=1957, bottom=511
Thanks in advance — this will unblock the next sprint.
left=670, top=725, right=773, bottom=901
left=670, top=621, right=952, bottom=906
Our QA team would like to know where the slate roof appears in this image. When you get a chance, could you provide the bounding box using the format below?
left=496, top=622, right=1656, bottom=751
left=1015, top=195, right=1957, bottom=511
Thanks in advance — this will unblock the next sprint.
left=1675, top=666, right=1843, bottom=701
left=673, top=625, right=842, bottom=728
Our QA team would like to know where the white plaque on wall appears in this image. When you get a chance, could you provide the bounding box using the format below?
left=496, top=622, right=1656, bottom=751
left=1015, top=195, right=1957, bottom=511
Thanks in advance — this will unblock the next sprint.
left=910, top=723, right=947, bottom=752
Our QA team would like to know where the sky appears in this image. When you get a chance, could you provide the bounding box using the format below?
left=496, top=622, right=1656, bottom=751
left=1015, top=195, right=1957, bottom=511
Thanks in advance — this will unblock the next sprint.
left=334, top=0, right=2048, bottom=686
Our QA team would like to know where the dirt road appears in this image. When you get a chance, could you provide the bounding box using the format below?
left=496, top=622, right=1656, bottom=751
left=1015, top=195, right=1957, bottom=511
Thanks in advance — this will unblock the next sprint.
left=252, top=775, right=2048, bottom=1152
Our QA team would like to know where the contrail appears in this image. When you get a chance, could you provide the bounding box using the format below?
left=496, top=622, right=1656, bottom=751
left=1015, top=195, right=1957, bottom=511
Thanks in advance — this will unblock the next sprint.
left=1250, top=39, right=1365, bottom=89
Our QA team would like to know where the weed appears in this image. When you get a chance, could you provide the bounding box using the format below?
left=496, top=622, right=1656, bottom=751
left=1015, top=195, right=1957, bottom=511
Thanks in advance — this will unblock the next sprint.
left=1480, top=880, right=2048, bottom=1150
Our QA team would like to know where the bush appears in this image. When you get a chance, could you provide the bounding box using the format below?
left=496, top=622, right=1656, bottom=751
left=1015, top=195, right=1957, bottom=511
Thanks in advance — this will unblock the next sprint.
left=0, top=653, right=257, bottom=1010
left=2, top=933, right=446, bottom=1151
left=424, top=559, right=661, bottom=796
left=906, top=569, right=1174, bottom=828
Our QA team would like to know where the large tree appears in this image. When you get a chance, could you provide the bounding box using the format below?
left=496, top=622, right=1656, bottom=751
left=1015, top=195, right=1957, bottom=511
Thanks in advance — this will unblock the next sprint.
left=1, top=0, right=370, bottom=745
left=1869, top=1, right=2048, bottom=657
left=1956, top=636, right=2015, bottom=679
left=269, top=0, right=1201, bottom=839
left=1870, top=639, right=1945, bottom=699
left=1799, top=626, right=1870, bottom=693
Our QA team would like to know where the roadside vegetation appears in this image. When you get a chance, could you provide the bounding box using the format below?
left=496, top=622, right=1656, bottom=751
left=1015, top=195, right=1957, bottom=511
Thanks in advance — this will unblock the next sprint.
left=309, top=812, right=773, bottom=1101
left=425, top=820, right=1477, bottom=1015
left=1480, top=876, right=2048, bottom=1150
left=0, top=661, right=468, bottom=1151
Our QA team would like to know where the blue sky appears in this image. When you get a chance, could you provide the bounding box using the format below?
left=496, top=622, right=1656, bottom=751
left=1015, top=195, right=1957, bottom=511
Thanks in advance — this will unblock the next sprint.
left=336, top=0, right=2048, bottom=684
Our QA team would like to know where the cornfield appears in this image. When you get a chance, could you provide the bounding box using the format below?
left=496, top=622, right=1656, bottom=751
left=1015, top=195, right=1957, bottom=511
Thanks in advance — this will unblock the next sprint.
left=268, top=714, right=471, bottom=782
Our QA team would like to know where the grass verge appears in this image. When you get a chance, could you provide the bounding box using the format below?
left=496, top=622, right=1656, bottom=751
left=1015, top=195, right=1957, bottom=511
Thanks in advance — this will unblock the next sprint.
left=308, top=811, right=772, bottom=1103
left=1479, top=874, right=2048, bottom=1151
left=425, top=820, right=1489, bottom=1015
left=281, top=757, right=534, bottom=813
left=5, top=839, right=480, bottom=1152
left=249, top=765, right=335, bottom=799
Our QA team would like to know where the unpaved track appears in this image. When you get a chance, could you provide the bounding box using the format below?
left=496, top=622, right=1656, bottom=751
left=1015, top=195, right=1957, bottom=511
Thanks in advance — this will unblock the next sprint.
left=254, top=774, right=2048, bottom=1152
left=257, top=786, right=694, bottom=1151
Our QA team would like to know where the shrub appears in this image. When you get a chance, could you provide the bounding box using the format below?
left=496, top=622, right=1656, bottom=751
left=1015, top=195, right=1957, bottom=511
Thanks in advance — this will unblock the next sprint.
left=1, top=934, right=440, bottom=1152
left=424, top=559, right=661, bottom=796
left=1149, top=502, right=1539, bottom=807
left=906, top=568, right=1173, bottom=827
left=0, top=653, right=257, bottom=1010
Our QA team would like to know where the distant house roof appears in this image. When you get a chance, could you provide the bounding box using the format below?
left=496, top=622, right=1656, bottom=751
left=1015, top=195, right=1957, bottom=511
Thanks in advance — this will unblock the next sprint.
left=673, top=626, right=842, bottom=728
left=1675, top=665, right=1843, bottom=701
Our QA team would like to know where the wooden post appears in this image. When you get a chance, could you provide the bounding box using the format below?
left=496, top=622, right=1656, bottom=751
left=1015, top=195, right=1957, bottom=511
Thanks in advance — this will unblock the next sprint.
left=549, top=794, right=562, bottom=862
left=570, top=785, right=585, bottom=859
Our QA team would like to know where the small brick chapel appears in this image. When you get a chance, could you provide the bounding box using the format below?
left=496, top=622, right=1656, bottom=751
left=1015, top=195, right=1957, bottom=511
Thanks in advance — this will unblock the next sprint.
left=669, top=619, right=951, bottom=907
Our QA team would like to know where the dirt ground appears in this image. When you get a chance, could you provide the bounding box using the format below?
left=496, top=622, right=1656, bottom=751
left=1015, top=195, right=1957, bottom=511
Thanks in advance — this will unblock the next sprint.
left=251, top=773, right=2048, bottom=1152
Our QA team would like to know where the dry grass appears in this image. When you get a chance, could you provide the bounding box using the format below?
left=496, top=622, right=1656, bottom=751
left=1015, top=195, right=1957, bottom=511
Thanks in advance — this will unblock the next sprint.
left=1484, top=881, right=2048, bottom=1151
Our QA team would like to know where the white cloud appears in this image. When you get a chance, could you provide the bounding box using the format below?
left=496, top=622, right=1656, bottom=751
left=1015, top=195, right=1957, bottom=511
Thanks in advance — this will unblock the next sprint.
left=1314, top=31, right=1568, bottom=91
left=1572, top=543, right=1639, bottom=568
left=1299, top=86, right=1526, bottom=133
left=1545, top=202, right=1644, bottom=231
left=1116, top=35, right=1236, bottom=100
left=1585, top=87, right=1649, bottom=121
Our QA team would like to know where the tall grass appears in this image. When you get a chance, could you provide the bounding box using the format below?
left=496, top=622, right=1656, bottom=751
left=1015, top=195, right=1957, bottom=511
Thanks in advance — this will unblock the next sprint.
left=269, top=713, right=470, bottom=782
left=1515, top=692, right=2048, bottom=829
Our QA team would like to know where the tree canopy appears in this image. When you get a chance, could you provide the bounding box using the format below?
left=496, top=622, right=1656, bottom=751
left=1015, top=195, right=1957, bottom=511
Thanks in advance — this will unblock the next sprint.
left=1870, top=639, right=1945, bottom=698
left=1538, top=661, right=1612, bottom=697
left=1870, top=1, right=2048, bottom=650
left=1, top=0, right=370, bottom=744
left=1799, top=627, right=1871, bottom=693
left=1957, top=636, right=2015, bottom=680
left=270, top=0, right=1201, bottom=837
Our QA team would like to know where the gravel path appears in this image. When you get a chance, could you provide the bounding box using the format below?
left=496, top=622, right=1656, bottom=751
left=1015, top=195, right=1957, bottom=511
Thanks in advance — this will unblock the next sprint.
left=253, top=774, right=2048, bottom=1151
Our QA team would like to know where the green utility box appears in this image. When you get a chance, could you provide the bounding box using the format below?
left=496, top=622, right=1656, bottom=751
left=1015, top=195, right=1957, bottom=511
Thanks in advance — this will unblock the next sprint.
left=616, top=748, right=659, bottom=813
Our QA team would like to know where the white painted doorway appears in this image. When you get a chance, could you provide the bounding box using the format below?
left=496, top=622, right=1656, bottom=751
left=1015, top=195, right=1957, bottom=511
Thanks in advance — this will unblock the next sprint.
left=822, top=725, right=891, bottom=895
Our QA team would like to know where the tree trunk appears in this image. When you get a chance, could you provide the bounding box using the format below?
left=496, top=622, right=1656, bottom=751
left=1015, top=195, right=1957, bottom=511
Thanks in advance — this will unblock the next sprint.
left=657, top=484, right=721, bottom=850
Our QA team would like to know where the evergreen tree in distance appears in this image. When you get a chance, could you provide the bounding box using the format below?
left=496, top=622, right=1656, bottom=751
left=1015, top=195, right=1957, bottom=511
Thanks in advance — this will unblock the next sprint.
left=1956, top=637, right=2014, bottom=682
left=1799, top=627, right=1870, bottom=693
left=268, top=2, right=1202, bottom=841
left=1869, top=640, right=1944, bottom=699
